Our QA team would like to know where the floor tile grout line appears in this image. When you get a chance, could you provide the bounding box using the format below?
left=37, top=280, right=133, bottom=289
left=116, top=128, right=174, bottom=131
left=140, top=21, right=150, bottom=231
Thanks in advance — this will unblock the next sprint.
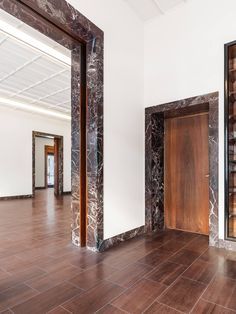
left=154, top=300, right=186, bottom=314
left=139, top=234, right=205, bottom=313
left=200, top=297, right=236, bottom=313
left=48, top=305, right=72, bottom=314
left=149, top=244, right=210, bottom=311
left=8, top=281, right=82, bottom=313
left=0, top=285, right=40, bottom=313
left=59, top=278, right=127, bottom=313
left=94, top=303, right=129, bottom=314
left=102, top=235, right=202, bottom=313
left=189, top=271, right=220, bottom=313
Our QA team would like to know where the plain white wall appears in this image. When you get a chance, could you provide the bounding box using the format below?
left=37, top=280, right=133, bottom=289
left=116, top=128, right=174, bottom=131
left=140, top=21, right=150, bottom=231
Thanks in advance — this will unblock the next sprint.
left=0, top=107, right=71, bottom=197
left=144, top=0, right=236, bottom=239
left=35, top=137, right=54, bottom=188
left=66, top=0, right=145, bottom=239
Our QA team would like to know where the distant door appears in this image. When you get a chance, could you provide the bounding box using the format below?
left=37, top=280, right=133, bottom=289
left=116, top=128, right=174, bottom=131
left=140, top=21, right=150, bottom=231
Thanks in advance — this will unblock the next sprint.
left=164, top=112, right=209, bottom=235
left=45, top=145, right=54, bottom=188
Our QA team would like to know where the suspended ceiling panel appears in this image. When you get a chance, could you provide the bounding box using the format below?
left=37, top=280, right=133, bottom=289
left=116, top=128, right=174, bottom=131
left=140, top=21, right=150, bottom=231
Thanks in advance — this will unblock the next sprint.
left=0, top=9, right=71, bottom=119
left=124, top=0, right=187, bottom=21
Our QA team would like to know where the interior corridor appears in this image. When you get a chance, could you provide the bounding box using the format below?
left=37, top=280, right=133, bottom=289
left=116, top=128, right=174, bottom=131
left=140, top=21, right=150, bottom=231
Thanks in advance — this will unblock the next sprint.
left=0, top=190, right=234, bottom=313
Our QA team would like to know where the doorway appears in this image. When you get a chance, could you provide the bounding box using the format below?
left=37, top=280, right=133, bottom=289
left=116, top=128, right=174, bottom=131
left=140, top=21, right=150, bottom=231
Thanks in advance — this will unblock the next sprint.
left=145, top=92, right=219, bottom=247
left=164, top=110, right=209, bottom=235
left=0, top=0, right=104, bottom=250
left=45, top=145, right=55, bottom=188
left=33, top=131, right=63, bottom=197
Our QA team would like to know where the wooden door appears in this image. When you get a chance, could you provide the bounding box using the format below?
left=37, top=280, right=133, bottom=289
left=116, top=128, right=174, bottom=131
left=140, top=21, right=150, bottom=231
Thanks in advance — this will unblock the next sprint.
left=164, top=112, right=209, bottom=235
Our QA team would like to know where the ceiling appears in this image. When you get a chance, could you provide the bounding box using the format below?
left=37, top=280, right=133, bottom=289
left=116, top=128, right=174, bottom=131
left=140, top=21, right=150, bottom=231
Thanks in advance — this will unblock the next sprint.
left=0, top=9, right=71, bottom=120
left=124, top=0, right=187, bottom=21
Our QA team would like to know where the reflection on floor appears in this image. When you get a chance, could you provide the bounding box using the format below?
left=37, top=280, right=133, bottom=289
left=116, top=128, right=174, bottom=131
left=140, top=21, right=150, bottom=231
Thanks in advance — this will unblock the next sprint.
left=0, top=190, right=235, bottom=313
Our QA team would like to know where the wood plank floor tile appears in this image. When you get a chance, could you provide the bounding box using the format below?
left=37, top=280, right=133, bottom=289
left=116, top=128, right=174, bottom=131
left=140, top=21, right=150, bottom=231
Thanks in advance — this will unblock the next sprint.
left=199, top=247, right=228, bottom=266
left=112, top=278, right=167, bottom=313
left=0, top=269, right=10, bottom=281
left=176, top=232, right=199, bottom=243
left=62, top=280, right=124, bottom=314
left=138, top=249, right=170, bottom=267
left=147, top=261, right=187, bottom=286
left=158, top=277, right=206, bottom=313
left=0, top=267, right=46, bottom=293
left=184, top=235, right=209, bottom=253
left=68, top=263, right=117, bottom=290
left=168, top=249, right=201, bottom=266
left=26, top=264, right=81, bottom=292
left=182, top=259, right=218, bottom=284
left=0, top=191, right=214, bottom=313
left=11, top=282, right=82, bottom=314
left=47, top=306, right=71, bottom=314
left=219, top=258, right=236, bottom=280
left=203, top=275, right=236, bottom=311
left=107, top=262, right=153, bottom=288
left=96, top=304, right=125, bottom=314
left=0, top=309, right=13, bottom=314
left=192, top=299, right=236, bottom=314
left=157, top=240, right=186, bottom=253
left=144, top=302, right=180, bottom=313
left=0, top=283, right=38, bottom=312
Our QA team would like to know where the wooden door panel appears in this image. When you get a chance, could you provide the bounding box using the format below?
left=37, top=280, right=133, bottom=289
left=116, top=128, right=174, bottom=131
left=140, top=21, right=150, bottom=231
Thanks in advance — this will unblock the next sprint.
left=164, top=113, right=209, bottom=235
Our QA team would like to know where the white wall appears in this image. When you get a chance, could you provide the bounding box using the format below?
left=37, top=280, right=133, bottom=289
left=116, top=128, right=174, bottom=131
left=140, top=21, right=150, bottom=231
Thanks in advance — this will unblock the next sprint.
left=66, top=0, right=145, bottom=239
left=0, top=107, right=71, bottom=197
left=144, top=0, right=236, bottom=239
left=35, top=137, right=54, bottom=188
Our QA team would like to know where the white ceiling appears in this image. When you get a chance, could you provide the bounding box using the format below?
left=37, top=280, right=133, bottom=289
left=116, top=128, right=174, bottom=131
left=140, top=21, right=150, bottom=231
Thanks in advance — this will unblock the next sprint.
left=0, top=9, right=71, bottom=120
left=124, top=0, right=187, bottom=21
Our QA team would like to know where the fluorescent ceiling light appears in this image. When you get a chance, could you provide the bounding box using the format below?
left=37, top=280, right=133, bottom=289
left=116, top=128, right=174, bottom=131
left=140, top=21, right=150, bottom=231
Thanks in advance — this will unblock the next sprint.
left=0, top=19, right=71, bottom=67
left=0, top=97, right=71, bottom=121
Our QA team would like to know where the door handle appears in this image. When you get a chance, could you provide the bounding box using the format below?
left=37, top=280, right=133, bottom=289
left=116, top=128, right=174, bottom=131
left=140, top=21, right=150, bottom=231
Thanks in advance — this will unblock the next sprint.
left=205, top=174, right=209, bottom=178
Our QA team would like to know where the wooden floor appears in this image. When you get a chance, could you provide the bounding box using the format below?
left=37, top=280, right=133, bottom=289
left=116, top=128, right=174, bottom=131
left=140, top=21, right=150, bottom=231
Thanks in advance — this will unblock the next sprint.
left=0, top=190, right=235, bottom=313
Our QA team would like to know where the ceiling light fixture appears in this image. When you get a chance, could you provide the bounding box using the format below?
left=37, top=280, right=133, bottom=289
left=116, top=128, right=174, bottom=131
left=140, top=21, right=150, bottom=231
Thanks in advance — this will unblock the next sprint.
left=0, top=19, right=71, bottom=66
left=0, top=97, right=71, bottom=121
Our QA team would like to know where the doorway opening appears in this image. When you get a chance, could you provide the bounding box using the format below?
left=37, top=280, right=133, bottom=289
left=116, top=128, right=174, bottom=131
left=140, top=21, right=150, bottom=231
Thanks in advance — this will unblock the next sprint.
left=0, top=0, right=104, bottom=250
left=145, top=92, right=219, bottom=247
left=45, top=146, right=55, bottom=188
left=33, top=131, right=64, bottom=197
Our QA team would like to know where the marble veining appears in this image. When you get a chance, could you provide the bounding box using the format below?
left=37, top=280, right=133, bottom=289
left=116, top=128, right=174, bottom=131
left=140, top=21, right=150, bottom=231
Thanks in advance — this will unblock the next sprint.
left=145, top=92, right=219, bottom=247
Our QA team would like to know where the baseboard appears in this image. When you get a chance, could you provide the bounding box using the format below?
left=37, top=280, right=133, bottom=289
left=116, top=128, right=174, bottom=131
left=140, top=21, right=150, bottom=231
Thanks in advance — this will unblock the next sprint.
left=63, top=191, right=71, bottom=195
left=35, top=187, right=46, bottom=190
left=0, top=194, right=33, bottom=201
left=97, top=225, right=145, bottom=252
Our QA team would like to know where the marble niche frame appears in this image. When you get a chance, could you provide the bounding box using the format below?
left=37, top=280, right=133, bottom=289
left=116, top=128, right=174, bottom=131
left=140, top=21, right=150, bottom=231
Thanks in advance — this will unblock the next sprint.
left=145, top=92, right=219, bottom=247
left=0, top=0, right=104, bottom=250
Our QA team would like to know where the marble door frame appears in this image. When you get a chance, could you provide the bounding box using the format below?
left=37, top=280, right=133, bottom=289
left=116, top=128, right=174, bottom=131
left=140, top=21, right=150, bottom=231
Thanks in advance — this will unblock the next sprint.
left=1, top=0, right=104, bottom=250
left=145, top=92, right=219, bottom=247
